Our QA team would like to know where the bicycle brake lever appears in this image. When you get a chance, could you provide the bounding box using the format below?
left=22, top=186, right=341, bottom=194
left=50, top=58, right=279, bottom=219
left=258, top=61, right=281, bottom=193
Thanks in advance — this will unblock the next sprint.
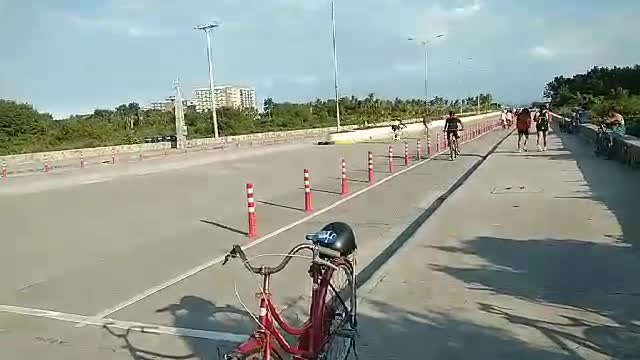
left=222, top=245, right=242, bottom=266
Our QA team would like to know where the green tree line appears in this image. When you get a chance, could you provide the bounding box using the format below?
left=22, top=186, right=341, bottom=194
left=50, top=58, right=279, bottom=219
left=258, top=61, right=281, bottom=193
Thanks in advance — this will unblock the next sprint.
left=544, top=65, right=640, bottom=136
left=0, top=94, right=496, bottom=156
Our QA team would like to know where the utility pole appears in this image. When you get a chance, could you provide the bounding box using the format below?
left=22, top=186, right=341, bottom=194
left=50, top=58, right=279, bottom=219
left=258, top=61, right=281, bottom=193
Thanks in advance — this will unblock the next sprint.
left=408, top=34, right=445, bottom=120
left=331, top=0, right=341, bottom=132
left=173, top=79, right=187, bottom=149
left=194, top=22, right=220, bottom=139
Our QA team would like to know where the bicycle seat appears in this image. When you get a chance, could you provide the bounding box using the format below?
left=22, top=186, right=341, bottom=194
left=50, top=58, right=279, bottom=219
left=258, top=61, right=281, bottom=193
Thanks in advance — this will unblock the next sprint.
left=305, top=222, right=357, bottom=257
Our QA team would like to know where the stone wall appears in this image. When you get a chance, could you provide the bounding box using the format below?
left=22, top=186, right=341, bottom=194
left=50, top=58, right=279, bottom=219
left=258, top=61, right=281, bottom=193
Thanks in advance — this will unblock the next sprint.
left=552, top=113, right=640, bottom=169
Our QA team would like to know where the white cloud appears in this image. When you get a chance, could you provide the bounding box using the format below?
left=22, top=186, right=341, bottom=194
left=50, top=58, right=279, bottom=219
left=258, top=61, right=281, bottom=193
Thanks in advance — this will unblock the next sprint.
left=451, top=0, right=484, bottom=18
left=111, top=0, right=146, bottom=11
left=260, top=78, right=275, bottom=89
left=68, top=14, right=173, bottom=38
left=529, top=45, right=554, bottom=59
left=392, top=63, right=420, bottom=73
left=290, top=74, right=318, bottom=85
left=271, top=0, right=325, bottom=12
left=408, top=0, right=486, bottom=43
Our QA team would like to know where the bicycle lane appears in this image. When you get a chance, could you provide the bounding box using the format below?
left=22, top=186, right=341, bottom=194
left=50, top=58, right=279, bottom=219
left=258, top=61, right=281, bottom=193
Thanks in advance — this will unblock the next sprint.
left=1, top=126, right=510, bottom=360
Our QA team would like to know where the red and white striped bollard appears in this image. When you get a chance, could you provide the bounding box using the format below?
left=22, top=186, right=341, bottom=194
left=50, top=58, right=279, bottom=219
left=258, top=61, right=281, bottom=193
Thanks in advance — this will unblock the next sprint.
left=80, top=152, right=85, bottom=168
left=246, top=183, right=257, bottom=238
left=1, top=160, right=7, bottom=178
left=416, top=139, right=421, bottom=160
left=304, top=169, right=312, bottom=212
left=368, top=151, right=374, bottom=184
left=427, top=133, right=432, bottom=157
left=341, top=159, right=348, bottom=196
left=436, top=134, right=440, bottom=153
left=404, top=142, right=410, bottom=166
left=44, top=156, right=49, bottom=173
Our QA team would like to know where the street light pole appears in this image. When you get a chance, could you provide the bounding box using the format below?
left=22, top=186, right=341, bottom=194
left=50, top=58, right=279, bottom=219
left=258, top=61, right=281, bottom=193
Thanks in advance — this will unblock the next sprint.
left=408, top=34, right=444, bottom=120
left=195, top=22, right=220, bottom=139
left=461, top=56, right=472, bottom=114
left=331, top=0, right=341, bottom=132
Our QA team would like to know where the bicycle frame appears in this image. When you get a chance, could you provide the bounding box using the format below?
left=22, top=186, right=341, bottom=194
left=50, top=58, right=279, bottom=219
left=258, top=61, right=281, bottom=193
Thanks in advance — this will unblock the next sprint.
left=231, top=263, right=338, bottom=360
left=596, top=126, right=613, bottom=157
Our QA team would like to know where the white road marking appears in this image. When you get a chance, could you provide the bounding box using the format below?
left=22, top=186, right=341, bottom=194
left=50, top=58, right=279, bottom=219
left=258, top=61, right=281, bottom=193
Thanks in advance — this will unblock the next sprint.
left=94, top=122, right=500, bottom=319
left=0, top=305, right=249, bottom=343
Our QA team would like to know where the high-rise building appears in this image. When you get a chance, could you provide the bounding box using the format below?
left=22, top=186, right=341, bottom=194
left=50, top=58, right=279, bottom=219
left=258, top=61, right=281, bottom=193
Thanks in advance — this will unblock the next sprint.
left=192, top=85, right=256, bottom=112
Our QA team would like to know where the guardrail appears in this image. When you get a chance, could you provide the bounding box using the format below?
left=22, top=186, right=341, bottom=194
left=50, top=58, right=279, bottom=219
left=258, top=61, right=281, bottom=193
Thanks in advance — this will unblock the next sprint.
left=552, top=113, right=640, bottom=169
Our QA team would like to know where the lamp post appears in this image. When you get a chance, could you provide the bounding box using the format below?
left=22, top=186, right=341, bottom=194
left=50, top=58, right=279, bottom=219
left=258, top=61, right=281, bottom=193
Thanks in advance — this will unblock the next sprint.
left=458, top=56, right=473, bottom=114
left=408, top=33, right=445, bottom=119
left=330, top=0, right=341, bottom=132
left=195, top=22, right=221, bottom=139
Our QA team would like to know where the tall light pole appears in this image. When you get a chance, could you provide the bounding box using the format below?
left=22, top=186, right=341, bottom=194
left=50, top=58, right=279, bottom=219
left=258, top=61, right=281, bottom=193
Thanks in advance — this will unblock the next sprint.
left=459, top=56, right=472, bottom=114
left=195, top=22, right=220, bottom=139
left=173, top=79, right=187, bottom=149
left=408, top=34, right=445, bottom=119
left=330, top=0, right=341, bottom=132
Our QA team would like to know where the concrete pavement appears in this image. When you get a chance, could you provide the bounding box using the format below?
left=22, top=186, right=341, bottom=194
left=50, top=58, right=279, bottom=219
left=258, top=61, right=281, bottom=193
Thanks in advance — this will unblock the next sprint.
left=357, top=130, right=640, bottom=359
left=2, top=118, right=510, bottom=358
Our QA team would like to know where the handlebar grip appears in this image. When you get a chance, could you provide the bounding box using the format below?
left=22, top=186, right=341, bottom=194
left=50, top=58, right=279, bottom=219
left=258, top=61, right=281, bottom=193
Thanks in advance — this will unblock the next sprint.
left=318, top=247, right=341, bottom=258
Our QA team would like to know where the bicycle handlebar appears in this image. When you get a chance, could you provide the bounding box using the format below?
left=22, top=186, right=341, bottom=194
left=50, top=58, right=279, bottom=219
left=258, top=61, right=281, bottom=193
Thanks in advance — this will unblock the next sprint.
left=222, top=243, right=340, bottom=276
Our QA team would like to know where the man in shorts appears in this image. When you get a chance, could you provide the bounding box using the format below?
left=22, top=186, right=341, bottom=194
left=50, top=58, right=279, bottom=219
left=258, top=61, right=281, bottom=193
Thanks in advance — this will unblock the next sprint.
left=516, top=108, right=532, bottom=152
left=444, top=111, right=464, bottom=154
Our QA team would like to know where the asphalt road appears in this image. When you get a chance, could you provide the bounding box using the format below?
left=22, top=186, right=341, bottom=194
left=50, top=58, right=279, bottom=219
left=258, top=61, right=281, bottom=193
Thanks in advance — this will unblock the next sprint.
left=2, top=117, right=513, bottom=359
left=357, top=130, right=640, bottom=359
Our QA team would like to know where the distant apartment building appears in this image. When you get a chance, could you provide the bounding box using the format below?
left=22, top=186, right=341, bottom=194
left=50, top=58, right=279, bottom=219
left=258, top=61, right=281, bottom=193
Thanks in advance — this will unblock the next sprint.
left=192, top=85, right=256, bottom=112
left=145, top=96, right=194, bottom=112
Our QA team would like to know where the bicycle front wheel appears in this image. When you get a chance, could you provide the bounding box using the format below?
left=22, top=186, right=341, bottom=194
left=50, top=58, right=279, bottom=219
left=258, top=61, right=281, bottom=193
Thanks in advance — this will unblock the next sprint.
left=319, top=260, right=357, bottom=360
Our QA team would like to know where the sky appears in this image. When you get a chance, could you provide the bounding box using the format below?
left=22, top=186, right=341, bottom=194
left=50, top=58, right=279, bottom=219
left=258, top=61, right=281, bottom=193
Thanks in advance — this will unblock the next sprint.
left=1, top=0, right=639, bottom=118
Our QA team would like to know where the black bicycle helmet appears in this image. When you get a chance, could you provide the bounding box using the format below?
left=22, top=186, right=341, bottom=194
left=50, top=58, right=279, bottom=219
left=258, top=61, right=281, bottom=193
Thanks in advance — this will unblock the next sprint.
left=307, top=222, right=357, bottom=257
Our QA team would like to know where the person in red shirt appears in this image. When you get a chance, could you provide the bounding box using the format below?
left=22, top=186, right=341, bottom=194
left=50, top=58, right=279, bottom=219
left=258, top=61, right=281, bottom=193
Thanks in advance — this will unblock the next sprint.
left=516, top=108, right=532, bottom=152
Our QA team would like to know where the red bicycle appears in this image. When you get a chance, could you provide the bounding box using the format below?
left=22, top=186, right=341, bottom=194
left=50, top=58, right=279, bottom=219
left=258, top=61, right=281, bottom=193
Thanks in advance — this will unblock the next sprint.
left=222, top=222, right=358, bottom=360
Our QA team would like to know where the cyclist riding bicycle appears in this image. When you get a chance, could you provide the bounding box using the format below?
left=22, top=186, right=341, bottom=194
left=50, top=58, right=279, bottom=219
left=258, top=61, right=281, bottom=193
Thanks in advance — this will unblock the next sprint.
left=443, top=111, right=464, bottom=146
left=391, top=119, right=407, bottom=140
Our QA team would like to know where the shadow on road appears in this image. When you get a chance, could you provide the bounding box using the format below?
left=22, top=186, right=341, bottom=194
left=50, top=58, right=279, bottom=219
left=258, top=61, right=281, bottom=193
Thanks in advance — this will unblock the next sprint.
left=200, top=219, right=248, bottom=236
left=430, top=236, right=640, bottom=359
left=257, top=200, right=304, bottom=212
left=103, top=294, right=580, bottom=360
left=328, top=176, right=369, bottom=184
left=296, top=187, right=341, bottom=196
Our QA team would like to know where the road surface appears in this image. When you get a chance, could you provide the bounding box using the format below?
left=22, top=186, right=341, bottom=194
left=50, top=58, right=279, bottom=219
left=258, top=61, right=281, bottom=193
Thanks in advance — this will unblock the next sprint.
left=1, top=116, right=502, bottom=358
left=357, top=129, right=640, bottom=359
left=3, top=120, right=637, bottom=359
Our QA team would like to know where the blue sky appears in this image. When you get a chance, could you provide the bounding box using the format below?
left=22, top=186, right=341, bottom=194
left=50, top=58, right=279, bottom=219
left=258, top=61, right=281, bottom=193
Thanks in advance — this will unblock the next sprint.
left=1, top=0, right=639, bottom=118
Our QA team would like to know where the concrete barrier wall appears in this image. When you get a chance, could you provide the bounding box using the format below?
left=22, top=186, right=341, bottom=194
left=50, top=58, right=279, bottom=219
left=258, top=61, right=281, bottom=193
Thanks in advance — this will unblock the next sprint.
left=4, top=142, right=171, bottom=166
left=1, top=110, right=497, bottom=167
left=329, top=112, right=501, bottom=143
left=1, top=125, right=356, bottom=167
left=551, top=113, right=640, bottom=169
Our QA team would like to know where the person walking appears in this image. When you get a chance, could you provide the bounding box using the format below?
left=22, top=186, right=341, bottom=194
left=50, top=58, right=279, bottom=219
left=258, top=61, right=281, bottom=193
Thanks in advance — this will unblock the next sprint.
left=516, top=108, right=532, bottom=152
left=536, top=106, right=551, bottom=151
